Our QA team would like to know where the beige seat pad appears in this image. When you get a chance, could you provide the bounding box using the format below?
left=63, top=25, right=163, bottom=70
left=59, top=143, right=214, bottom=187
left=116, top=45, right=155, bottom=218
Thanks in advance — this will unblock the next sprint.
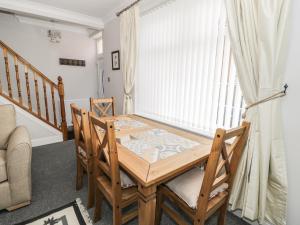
left=78, top=146, right=135, bottom=188
left=166, top=167, right=228, bottom=209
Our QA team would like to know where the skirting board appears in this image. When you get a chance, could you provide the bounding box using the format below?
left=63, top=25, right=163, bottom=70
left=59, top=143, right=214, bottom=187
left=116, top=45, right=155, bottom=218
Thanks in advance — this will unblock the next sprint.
left=31, top=135, right=63, bottom=147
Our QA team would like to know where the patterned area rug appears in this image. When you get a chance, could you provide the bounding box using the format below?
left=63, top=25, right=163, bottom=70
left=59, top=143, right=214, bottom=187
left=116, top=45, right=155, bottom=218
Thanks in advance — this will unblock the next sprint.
left=14, top=199, right=92, bottom=225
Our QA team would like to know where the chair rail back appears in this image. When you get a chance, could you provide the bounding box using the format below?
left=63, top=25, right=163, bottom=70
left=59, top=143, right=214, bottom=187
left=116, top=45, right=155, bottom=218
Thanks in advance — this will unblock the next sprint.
left=89, top=114, right=122, bottom=204
left=196, top=121, right=250, bottom=218
left=70, top=104, right=92, bottom=159
left=90, top=97, right=115, bottom=117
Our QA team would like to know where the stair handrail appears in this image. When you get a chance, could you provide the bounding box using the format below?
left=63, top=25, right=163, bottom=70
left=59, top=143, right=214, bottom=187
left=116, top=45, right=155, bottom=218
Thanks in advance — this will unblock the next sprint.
left=0, top=40, right=68, bottom=140
left=0, top=41, right=57, bottom=87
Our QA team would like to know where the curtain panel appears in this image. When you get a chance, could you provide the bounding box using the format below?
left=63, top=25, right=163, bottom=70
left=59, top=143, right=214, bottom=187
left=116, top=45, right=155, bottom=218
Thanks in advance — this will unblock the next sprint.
left=225, top=1, right=290, bottom=224
left=120, top=5, right=139, bottom=114
left=136, top=0, right=245, bottom=137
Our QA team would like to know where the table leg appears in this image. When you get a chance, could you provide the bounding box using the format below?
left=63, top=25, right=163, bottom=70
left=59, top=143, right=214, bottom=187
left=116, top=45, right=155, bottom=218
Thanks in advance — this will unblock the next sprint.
left=138, top=185, right=157, bottom=225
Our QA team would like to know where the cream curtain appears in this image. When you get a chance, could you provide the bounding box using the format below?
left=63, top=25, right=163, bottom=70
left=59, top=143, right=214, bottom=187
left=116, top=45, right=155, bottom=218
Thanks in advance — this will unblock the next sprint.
left=225, top=1, right=290, bottom=225
left=120, top=4, right=139, bottom=114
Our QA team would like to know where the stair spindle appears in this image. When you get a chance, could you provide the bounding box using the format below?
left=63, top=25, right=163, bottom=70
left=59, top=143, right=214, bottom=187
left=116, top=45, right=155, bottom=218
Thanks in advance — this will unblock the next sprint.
left=0, top=48, right=2, bottom=94
left=0, top=67, right=2, bottom=94
left=43, top=79, right=49, bottom=121
left=24, top=65, right=32, bottom=111
left=34, top=72, right=41, bottom=117
left=51, top=84, right=57, bottom=127
left=14, top=56, right=23, bottom=104
left=0, top=41, right=66, bottom=136
left=58, top=76, right=68, bottom=141
left=3, top=48, right=12, bottom=98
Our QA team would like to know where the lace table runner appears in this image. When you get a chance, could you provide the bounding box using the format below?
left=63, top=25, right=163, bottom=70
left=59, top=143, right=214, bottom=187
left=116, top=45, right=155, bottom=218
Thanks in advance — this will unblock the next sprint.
left=119, top=129, right=200, bottom=163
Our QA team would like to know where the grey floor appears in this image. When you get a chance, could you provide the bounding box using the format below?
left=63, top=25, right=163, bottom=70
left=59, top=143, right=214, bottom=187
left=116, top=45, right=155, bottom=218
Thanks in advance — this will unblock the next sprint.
left=0, top=141, right=249, bottom=225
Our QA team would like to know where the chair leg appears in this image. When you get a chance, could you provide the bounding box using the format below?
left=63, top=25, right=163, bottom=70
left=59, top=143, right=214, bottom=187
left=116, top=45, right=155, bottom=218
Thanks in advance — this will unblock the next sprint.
left=194, top=219, right=205, bottom=225
left=217, top=201, right=229, bottom=225
left=87, top=170, right=95, bottom=209
left=155, top=189, right=164, bottom=225
left=112, top=205, right=122, bottom=225
left=76, top=157, right=84, bottom=190
left=94, top=188, right=103, bottom=223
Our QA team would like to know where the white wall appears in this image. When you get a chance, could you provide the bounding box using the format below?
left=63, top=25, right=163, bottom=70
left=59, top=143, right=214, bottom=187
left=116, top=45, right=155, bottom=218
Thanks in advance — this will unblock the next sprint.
left=103, top=18, right=124, bottom=114
left=282, top=0, right=300, bottom=224
left=103, top=3, right=300, bottom=223
left=0, top=13, right=98, bottom=102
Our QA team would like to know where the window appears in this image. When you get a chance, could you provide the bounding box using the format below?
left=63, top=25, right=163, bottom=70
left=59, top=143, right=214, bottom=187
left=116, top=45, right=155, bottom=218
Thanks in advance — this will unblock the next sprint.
left=136, top=0, right=245, bottom=136
left=97, top=38, right=103, bottom=55
left=96, top=31, right=103, bottom=56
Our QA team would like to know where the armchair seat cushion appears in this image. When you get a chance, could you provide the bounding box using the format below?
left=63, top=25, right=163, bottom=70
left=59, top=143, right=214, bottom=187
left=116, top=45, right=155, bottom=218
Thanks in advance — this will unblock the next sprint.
left=0, top=150, right=7, bottom=182
left=166, top=167, right=228, bottom=209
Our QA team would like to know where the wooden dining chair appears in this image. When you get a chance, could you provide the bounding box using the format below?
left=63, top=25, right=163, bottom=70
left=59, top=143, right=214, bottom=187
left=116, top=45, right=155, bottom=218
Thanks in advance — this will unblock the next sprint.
left=70, top=104, right=94, bottom=209
left=90, top=97, right=115, bottom=117
left=89, top=113, right=138, bottom=225
left=155, top=121, right=250, bottom=225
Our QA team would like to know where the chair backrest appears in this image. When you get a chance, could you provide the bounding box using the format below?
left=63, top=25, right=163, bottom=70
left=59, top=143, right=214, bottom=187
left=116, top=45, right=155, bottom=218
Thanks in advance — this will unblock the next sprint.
left=89, top=113, right=122, bottom=202
left=70, top=104, right=92, bottom=159
left=90, top=97, right=115, bottom=117
left=0, top=104, right=16, bottom=149
left=196, top=121, right=250, bottom=216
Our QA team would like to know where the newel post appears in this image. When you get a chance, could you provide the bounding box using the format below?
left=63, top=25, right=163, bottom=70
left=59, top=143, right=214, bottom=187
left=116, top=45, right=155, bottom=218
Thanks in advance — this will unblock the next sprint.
left=58, top=76, right=68, bottom=141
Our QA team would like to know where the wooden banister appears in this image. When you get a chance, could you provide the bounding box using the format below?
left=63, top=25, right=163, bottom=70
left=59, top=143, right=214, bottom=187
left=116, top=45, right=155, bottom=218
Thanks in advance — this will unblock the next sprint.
left=43, top=79, right=49, bottom=121
left=14, top=56, right=22, bottom=104
left=34, top=72, right=41, bottom=116
left=51, top=84, right=57, bottom=127
left=3, top=48, right=12, bottom=98
left=0, top=66, right=2, bottom=94
left=0, top=41, right=57, bottom=87
left=24, top=65, right=32, bottom=111
left=0, top=40, right=68, bottom=141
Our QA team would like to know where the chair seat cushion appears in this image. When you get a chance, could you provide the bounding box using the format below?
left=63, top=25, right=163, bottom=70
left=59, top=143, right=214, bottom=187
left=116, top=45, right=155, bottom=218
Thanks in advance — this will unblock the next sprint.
left=120, top=170, right=136, bottom=188
left=0, top=150, right=7, bottom=183
left=166, top=167, right=228, bottom=209
left=78, top=146, right=135, bottom=188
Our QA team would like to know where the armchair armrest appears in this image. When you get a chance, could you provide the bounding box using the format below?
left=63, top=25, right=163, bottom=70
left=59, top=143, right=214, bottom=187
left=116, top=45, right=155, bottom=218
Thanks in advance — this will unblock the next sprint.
left=6, top=126, right=32, bottom=204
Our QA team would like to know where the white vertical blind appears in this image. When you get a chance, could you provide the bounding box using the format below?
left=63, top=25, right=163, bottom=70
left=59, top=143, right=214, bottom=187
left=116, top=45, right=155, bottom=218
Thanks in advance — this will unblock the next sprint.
left=136, top=0, right=245, bottom=136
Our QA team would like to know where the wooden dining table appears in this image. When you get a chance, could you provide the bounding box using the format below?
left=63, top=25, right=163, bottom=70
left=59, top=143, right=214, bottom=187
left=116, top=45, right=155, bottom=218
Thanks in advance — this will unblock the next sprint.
left=101, top=114, right=213, bottom=225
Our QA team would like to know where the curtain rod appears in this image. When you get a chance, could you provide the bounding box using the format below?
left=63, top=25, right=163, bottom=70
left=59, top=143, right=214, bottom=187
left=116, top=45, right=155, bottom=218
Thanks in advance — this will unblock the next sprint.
left=140, top=0, right=173, bottom=16
left=116, top=0, right=141, bottom=17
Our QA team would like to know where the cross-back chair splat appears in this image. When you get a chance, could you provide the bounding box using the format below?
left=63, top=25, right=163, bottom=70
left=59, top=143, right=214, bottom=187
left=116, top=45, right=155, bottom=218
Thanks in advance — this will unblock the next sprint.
left=155, top=121, right=250, bottom=225
left=90, top=97, right=115, bottom=117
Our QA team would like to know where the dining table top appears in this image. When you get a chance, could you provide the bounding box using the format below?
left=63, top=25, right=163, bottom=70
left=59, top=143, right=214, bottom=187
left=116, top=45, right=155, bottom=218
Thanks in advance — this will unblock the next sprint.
left=100, top=114, right=213, bottom=188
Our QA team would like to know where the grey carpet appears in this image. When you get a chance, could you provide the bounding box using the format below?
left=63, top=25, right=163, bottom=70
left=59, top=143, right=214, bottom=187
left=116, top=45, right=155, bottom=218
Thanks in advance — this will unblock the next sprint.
left=0, top=141, right=249, bottom=225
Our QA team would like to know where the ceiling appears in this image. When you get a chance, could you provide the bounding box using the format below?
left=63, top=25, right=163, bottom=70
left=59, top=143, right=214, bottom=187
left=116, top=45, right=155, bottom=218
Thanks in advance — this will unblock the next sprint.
left=23, top=0, right=132, bottom=18
left=0, top=0, right=159, bottom=30
left=0, top=0, right=138, bottom=30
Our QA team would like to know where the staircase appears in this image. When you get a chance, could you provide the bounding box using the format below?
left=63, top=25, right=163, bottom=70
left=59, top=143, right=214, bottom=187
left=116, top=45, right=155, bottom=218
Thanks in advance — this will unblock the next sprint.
left=0, top=40, right=68, bottom=141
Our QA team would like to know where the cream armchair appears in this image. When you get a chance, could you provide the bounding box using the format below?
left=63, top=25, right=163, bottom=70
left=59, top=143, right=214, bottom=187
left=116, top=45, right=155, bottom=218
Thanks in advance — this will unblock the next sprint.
left=0, top=104, right=32, bottom=211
